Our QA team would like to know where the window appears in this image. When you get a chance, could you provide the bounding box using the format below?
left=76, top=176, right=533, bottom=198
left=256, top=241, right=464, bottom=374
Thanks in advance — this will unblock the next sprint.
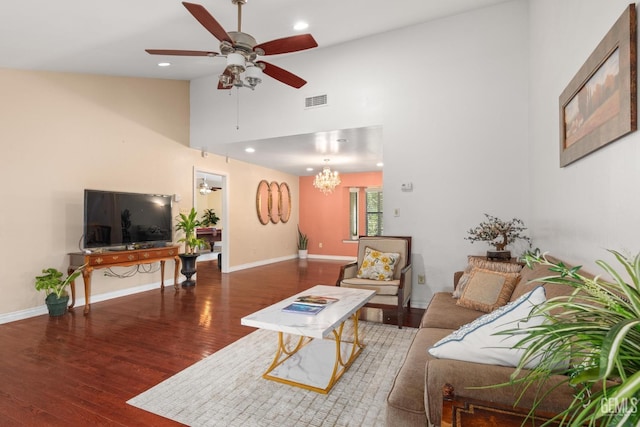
left=349, top=189, right=359, bottom=239
left=348, top=187, right=383, bottom=239
left=365, top=189, right=383, bottom=236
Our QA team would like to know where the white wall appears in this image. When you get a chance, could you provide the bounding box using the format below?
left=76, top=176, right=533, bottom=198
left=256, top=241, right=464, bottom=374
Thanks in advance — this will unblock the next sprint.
left=191, top=0, right=530, bottom=307
left=528, top=1, right=640, bottom=272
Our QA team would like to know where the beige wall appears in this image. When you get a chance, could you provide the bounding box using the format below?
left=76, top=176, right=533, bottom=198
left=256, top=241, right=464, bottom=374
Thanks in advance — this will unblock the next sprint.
left=0, top=68, right=298, bottom=317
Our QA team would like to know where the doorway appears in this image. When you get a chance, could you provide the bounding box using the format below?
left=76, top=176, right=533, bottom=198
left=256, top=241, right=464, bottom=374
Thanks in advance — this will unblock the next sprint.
left=193, top=168, right=228, bottom=272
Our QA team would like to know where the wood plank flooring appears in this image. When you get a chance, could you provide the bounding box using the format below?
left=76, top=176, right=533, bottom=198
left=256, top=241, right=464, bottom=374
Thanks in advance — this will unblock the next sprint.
left=0, top=259, right=423, bottom=426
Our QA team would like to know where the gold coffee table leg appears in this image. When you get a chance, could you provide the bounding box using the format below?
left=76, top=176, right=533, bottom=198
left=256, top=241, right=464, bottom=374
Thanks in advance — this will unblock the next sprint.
left=262, top=309, right=365, bottom=394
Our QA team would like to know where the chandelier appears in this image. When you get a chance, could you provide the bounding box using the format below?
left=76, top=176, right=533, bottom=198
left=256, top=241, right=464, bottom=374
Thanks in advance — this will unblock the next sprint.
left=199, top=178, right=212, bottom=195
left=313, top=160, right=341, bottom=195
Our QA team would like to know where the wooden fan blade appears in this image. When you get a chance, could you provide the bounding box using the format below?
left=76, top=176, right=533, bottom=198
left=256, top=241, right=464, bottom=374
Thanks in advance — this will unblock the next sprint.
left=254, top=34, right=318, bottom=55
left=182, top=2, right=232, bottom=43
left=145, top=49, right=218, bottom=57
left=257, top=61, right=307, bottom=89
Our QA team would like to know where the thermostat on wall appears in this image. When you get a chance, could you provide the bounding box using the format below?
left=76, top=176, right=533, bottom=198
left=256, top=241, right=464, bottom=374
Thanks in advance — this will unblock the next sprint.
left=401, top=182, right=413, bottom=192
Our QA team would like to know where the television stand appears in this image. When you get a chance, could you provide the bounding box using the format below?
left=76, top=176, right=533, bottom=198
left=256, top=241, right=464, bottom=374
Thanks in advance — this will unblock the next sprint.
left=68, top=245, right=181, bottom=315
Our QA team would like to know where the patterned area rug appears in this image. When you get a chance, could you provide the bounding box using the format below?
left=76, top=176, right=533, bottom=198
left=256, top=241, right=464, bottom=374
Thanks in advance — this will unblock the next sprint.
left=127, top=321, right=417, bottom=426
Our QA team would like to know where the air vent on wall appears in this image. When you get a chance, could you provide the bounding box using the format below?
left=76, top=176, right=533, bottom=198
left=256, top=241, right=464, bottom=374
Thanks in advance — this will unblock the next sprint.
left=305, top=94, right=328, bottom=109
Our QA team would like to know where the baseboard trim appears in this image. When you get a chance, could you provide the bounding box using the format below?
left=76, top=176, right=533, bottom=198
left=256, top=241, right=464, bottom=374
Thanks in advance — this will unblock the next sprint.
left=2, top=255, right=374, bottom=323
left=0, top=281, right=163, bottom=325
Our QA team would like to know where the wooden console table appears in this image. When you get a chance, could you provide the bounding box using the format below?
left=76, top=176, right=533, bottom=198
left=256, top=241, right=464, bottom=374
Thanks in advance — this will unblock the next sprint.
left=68, top=245, right=181, bottom=315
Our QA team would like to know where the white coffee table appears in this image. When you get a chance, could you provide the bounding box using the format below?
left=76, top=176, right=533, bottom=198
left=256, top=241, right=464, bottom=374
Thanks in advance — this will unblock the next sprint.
left=241, top=285, right=376, bottom=394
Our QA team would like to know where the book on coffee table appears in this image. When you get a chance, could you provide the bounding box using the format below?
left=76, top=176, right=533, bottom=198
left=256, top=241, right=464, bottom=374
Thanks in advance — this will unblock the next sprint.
left=282, top=302, right=326, bottom=315
left=294, top=295, right=339, bottom=306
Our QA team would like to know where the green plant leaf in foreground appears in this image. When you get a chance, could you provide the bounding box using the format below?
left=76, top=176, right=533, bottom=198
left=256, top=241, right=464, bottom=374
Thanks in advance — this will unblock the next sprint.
left=498, top=250, right=640, bottom=426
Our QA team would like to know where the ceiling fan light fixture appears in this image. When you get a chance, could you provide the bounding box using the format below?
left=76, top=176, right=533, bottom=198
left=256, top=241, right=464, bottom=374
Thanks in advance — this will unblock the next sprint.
left=199, top=178, right=212, bottom=195
left=226, top=52, right=246, bottom=73
left=245, top=64, right=262, bottom=87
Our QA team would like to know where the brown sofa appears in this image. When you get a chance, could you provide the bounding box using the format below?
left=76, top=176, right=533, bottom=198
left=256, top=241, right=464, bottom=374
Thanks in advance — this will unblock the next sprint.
left=386, top=256, right=584, bottom=427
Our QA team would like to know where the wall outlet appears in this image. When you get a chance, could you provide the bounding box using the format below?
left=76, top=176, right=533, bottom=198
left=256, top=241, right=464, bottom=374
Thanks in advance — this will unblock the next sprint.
left=319, top=242, right=323, bottom=248
left=417, top=274, right=426, bottom=284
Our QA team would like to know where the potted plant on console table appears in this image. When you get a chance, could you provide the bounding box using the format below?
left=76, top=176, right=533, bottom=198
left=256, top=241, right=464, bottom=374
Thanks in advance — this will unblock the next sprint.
left=176, top=207, right=205, bottom=287
left=35, top=264, right=85, bottom=316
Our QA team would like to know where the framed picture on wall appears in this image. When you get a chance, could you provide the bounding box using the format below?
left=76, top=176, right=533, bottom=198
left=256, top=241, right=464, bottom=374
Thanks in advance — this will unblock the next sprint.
left=559, top=4, right=637, bottom=167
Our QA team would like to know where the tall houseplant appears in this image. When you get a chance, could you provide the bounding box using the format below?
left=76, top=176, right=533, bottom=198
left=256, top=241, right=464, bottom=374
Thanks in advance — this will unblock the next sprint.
left=176, top=207, right=204, bottom=254
left=297, top=226, right=308, bottom=259
left=504, top=250, right=640, bottom=426
left=35, top=265, right=85, bottom=316
left=175, top=207, right=205, bottom=287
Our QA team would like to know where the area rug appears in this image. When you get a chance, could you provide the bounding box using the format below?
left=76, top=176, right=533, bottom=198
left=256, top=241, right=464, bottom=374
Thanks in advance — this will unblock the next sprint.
left=127, top=321, right=417, bottom=426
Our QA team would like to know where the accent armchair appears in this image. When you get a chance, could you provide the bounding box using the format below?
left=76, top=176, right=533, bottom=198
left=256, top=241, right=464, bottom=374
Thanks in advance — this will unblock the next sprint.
left=336, top=236, right=412, bottom=328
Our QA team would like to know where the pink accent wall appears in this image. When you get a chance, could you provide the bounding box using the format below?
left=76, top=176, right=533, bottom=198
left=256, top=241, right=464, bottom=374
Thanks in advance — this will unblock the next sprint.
left=299, top=171, right=382, bottom=257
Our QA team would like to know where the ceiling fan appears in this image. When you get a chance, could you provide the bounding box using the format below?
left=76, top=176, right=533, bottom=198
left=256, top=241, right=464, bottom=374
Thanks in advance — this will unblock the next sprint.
left=199, top=178, right=221, bottom=194
left=146, top=1, right=318, bottom=90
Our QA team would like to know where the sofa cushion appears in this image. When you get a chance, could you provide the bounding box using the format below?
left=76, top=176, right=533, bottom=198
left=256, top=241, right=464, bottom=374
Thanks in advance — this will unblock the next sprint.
left=420, top=292, right=485, bottom=330
left=428, top=286, right=546, bottom=368
left=386, top=327, right=451, bottom=426
left=356, top=246, right=400, bottom=281
left=453, top=256, right=524, bottom=298
left=456, top=268, right=520, bottom=312
left=510, top=255, right=586, bottom=302
left=340, top=278, right=399, bottom=296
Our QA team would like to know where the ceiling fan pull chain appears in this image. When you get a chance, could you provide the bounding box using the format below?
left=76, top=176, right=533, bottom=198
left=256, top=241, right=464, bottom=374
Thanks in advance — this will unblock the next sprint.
left=236, top=87, right=241, bottom=130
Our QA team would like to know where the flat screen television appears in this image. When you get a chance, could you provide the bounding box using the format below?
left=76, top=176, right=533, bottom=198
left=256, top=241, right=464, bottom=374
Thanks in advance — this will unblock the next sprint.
left=83, top=189, right=173, bottom=249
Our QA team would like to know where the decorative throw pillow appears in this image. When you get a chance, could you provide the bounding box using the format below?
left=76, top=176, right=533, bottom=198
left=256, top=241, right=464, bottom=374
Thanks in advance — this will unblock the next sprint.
left=429, top=286, right=547, bottom=369
left=356, top=246, right=400, bottom=281
left=456, top=268, right=520, bottom=312
left=453, top=256, right=523, bottom=298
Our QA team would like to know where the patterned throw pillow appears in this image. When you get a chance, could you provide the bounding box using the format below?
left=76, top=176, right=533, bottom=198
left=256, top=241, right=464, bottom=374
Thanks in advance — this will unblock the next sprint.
left=456, top=268, right=520, bottom=312
left=452, top=256, right=523, bottom=298
left=356, top=246, right=400, bottom=281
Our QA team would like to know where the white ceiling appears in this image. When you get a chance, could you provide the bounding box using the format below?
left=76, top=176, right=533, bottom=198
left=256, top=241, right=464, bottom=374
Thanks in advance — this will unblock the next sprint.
left=1, top=0, right=510, bottom=176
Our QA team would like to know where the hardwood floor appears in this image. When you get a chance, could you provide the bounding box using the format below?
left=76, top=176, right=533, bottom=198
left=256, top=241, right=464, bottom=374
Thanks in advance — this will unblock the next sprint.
left=0, top=259, right=423, bottom=426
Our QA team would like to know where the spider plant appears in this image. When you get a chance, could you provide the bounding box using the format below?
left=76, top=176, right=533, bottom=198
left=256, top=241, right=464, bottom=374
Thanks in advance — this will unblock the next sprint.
left=505, top=249, right=640, bottom=426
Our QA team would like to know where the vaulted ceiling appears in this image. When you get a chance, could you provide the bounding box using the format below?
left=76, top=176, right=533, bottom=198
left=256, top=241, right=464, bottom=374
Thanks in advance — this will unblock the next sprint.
left=1, top=0, right=511, bottom=175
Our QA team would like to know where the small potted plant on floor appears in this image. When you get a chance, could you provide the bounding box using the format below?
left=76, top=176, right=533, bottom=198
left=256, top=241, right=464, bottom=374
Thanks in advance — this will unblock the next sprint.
left=465, top=213, right=531, bottom=260
left=297, top=226, right=309, bottom=259
left=176, top=207, right=205, bottom=287
left=35, top=264, right=85, bottom=316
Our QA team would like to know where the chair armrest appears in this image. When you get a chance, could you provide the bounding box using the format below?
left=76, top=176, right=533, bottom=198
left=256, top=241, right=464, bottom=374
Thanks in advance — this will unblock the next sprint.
left=398, top=263, right=412, bottom=289
left=336, top=261, right=358, bottom=286
left=399, top=263, right=412, bottom=306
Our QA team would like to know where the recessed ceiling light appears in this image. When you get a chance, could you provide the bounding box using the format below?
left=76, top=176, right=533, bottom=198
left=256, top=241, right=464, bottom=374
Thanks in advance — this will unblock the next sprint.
left=306, top=167, right=314, bottom=172
left=294, top=21, right=309, bottom=31
left=245, top=147, right=255, bottom=153
left=336, top=138, right=347, bottom=143
left=376, top=162, right=384, bottom=167
left=157, top=62, right=171, bottom=67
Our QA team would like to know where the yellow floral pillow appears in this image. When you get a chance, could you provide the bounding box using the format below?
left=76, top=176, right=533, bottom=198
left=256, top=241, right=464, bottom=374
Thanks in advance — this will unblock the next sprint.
left=356, top=246, right=401, bottom=281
